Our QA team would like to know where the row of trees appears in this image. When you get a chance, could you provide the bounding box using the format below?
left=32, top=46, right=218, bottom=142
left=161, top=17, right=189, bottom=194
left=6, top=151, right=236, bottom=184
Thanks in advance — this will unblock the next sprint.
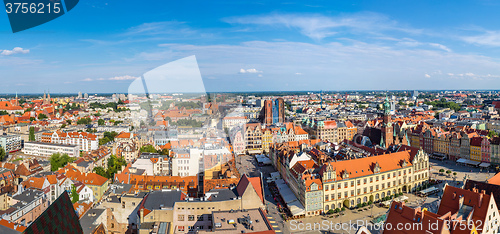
left=77, top=117, right=92, bottom=125
left=99, top=131, right=118, bottom=145
left=139, top=145, right=170, bottom=155
left=424, top=98, right=462, bottom=112
left=50, top=153, right=75, bottom=171
left=89, top=101, right=127, bottom=112
left=92, top=155, right=127, bottom=179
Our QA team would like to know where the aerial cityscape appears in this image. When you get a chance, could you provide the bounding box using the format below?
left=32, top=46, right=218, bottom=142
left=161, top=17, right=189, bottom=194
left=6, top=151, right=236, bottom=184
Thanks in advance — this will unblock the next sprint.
left=2, top=1, right=500, bottom=234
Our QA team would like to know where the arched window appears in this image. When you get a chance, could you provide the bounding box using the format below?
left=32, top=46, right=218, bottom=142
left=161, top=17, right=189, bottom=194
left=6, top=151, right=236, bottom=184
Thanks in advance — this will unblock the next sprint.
left=375, top=193, right=380, bottom=200
left=357, top=198, right=361, bottom=204
left=387, top=190, right=391, bottom=195
left=382, top=192, right=385, bottom=197
left=363, top=197, right=367, bottom=202
left=325, top=205, right=329, bottom=211
left=332, top=204, right=335, bottom=210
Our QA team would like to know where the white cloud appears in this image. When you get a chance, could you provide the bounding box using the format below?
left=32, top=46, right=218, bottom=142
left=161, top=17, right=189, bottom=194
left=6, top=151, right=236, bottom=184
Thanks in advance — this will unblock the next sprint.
left=425, top=74, right=431, bottom=78
left=1, top=47, right=29, bottom=56
left=141, top=40, right=500, bottom=91
left=224, top=12, right=422, bottom=41
left=109, top=75, right=138, bottom=80
left=295, top=73, right=302, bottom=75
left=258, top=74, right=263, bottom=77
left=429, top=43, right=452, bottom=52
left=239, top=68, right=262, bottom=74
left=82, top=75, right=138, bottom=82
left=462, top=31, right=500, bottom=46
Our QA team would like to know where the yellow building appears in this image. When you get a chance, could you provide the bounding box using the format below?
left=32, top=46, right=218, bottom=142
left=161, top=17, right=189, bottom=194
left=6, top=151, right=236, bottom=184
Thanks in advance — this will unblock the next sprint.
left=321, top=148, right=429, bottom=211
left=470, top=136, right=482, bottom=162
left=262, top=129, right=272, bottom=153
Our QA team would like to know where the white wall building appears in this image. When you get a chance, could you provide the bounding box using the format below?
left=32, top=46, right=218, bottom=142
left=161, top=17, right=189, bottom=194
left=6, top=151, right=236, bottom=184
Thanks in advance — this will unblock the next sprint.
left=23, top=142, right=80, bottom=157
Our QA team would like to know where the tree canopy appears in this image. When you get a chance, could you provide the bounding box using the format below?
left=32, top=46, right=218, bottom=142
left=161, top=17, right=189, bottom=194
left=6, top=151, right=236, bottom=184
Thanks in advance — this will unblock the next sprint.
left=0, top=147, right=5, bottom=161
left=99, top=131, right=118, bottom=145
left=93, top=155, right=127, bottom=178
left=140, top=145, right=157, bottom=153
left=70, top=184, right=79, bottom=203
left=50, top=153, right=74, bottom=171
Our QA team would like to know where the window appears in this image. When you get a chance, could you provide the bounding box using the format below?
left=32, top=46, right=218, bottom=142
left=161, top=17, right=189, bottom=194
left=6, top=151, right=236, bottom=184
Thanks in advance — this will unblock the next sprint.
left=325, top=185, right=329, bottom=191
left=370, top=177, right=373, bottom=183
left=376, top=176, right=379, bottom=181
left=325, top=195, right=329, bottom=201
left=351, top=190, right=354, bottom=196
left=357, top=180, right=360, bottom=185
left=188, top=215, right=195, bottom=221
left=197, top=215, right=203, bottom=221
left=382, top=175, right=385, bottom=180
left=351, top=181, right=354, bottom=187
left=338, top=183, right=341, bottom=189
left=364, top=188, right=367, bottom=193
left=363, top=178, right=367, bottom=184
left=178, top=215, right=185, bottom=221
left=178, top=226, right=185, bottom=232
left=344, top=182, right=348, bottom=188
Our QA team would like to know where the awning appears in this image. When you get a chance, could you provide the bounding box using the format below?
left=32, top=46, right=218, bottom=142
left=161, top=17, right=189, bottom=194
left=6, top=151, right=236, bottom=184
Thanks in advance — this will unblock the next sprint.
left=419, top=186, right=439, bottom=194
left=399, top=195, right=409, bottom=201
left=274, top=179, right=306, bottom=216
left=479, top=162, right=491, bottom=168
left=275, top=179, right=299, bottom=203
left=457, top=158, right=467, bottom=163
left=270, top=172, right=281, bottom=180
left=288, top=200, right=306, bottom=216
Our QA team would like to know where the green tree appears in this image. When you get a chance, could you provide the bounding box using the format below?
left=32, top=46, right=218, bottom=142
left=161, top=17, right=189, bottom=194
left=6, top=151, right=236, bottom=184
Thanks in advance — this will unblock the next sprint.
left=0, top=147, right=5, bottom=161
left=77, top=117, right=92, bottom=125
left=70, top=184, right=79, bottom=203
left=159, top=148, right=169, bottom=156
left=93, top=166, right=107, bottom=178
left=105, top=155, right=127, bottom=179
left=50, top=153, right=74, bottom=171
left=29, top=126, right=35, bottom=141
left=98, top=119, right=105, bottom=126
left=61, top=124, right=67, bottom=129
left=140, top=145, right=157, bottom=153
left=38, top=113, right=48, bottom=120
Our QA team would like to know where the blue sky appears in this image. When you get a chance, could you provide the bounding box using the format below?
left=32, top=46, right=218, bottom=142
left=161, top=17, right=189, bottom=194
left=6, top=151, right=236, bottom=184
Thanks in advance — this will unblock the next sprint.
left=2, top=0, right=500, bottom=93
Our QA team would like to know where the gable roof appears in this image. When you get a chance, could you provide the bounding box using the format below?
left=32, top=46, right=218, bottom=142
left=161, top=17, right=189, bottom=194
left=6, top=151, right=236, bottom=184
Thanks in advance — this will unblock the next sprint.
left=24, top=192, right=83, bottom=234
left=236, top=174, right=263, bottom=203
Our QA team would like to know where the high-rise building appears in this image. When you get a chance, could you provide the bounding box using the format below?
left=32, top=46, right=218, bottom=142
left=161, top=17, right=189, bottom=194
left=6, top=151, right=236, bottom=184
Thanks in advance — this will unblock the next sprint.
left=381, top=97, right=394, bottom=147
left=78, top=92, right=82, bottom=99
left=259, top=98, right=284, bottom=125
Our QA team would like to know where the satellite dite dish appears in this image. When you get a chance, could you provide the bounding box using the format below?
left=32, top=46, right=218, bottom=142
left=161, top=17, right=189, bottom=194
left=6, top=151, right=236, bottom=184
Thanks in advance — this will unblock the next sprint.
left=4, top=0, right=79, bottom=33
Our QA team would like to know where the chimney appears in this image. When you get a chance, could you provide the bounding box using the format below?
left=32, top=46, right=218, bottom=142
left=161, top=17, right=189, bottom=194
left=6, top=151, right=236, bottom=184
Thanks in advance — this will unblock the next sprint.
left=478, top=193, right=484, bottom=208
left=453, top=192, right=457, bottom=200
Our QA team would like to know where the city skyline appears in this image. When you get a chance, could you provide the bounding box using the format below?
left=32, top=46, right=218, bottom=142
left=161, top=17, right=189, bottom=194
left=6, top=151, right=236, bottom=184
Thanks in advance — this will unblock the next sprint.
left=2, top=1, right=500, bottom=93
